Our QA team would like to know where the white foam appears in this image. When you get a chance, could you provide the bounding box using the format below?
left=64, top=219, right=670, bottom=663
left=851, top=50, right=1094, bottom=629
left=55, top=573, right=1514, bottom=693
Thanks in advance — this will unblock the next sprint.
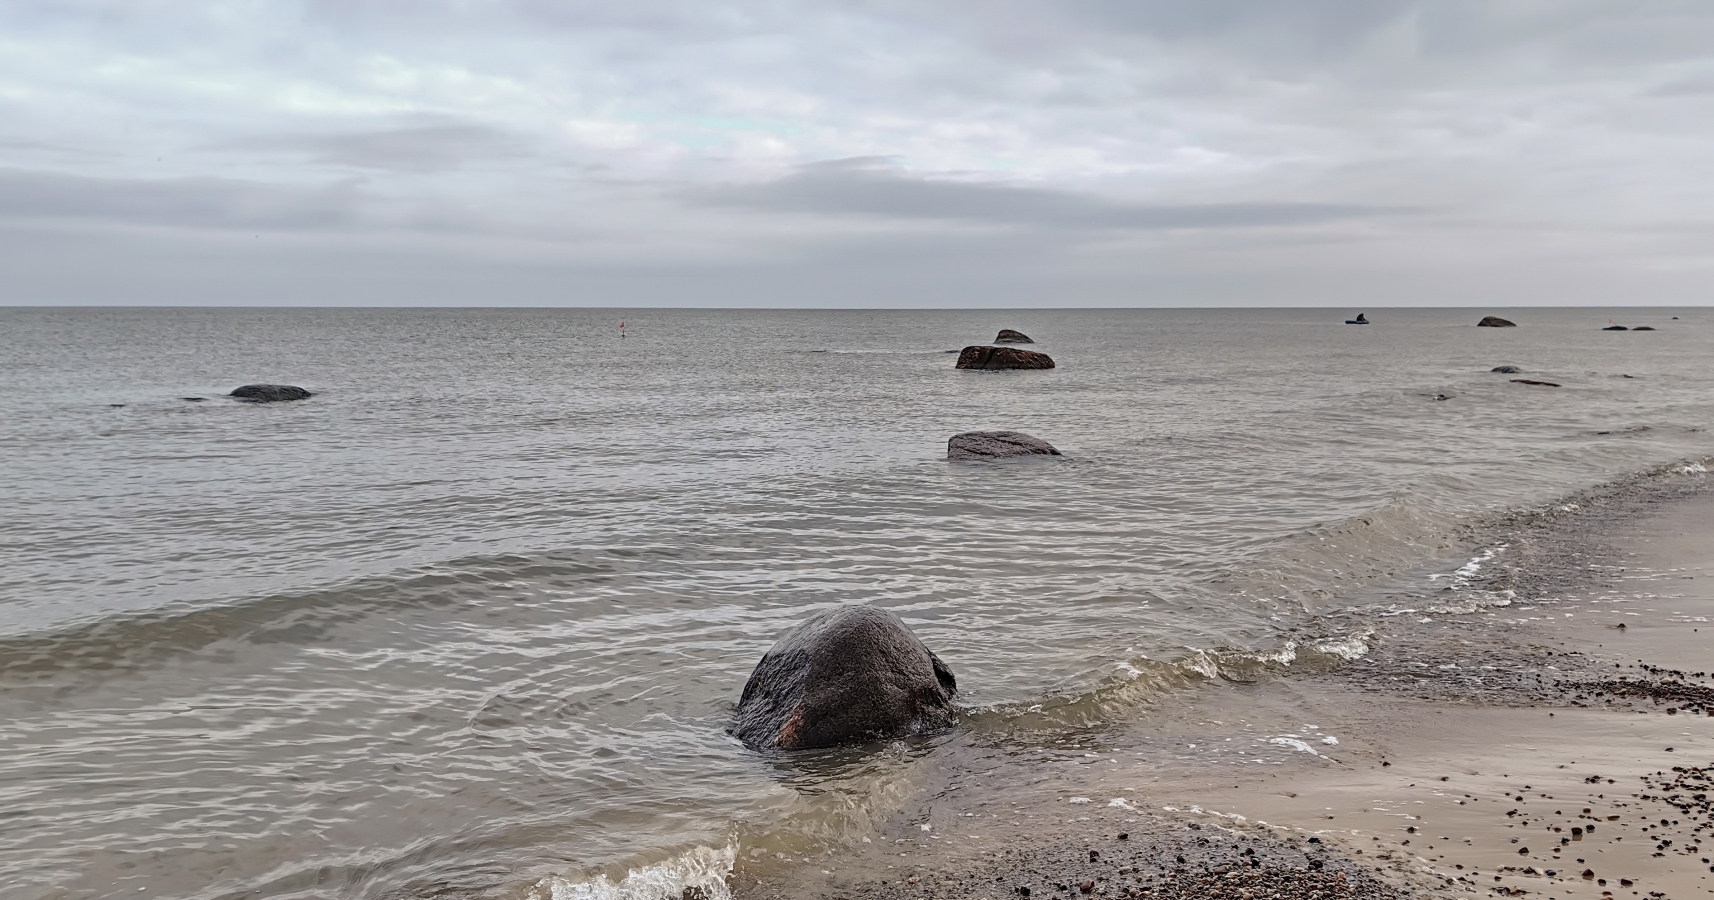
left=526, top=844, right=735, bottom=900
left=1267, top=737, right=1319, bottom=755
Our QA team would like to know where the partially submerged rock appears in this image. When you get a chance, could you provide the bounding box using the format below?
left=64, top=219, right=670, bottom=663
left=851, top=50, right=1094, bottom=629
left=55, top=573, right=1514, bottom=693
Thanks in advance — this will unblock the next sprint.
left=1511, top=378, right=1561, bottom=387
left=993, top=329, right=1034, bottom=344
left=947, top=431, right=1061, bottom=460
left=1633, top=326, right=1657, bottom=331
left=733, top=605, right=958, bottom=752
left=229, top=384, right=313, bottom=403
left=1491, top=365, right=1522, bottom=374
left=955, top=346, right=1055, bottom=370
left=1602, top=325, right=1628, bottom=331
left=1477, top=316, right=1517, bottom=327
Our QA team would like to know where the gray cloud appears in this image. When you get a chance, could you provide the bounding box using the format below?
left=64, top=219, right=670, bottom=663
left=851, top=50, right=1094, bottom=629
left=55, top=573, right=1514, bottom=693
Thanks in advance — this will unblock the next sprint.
left=210, top=120, right=530, bottom=173
left=693, top=158, right=1405, bottom=230
left=0, top=168, right=362, bottom=230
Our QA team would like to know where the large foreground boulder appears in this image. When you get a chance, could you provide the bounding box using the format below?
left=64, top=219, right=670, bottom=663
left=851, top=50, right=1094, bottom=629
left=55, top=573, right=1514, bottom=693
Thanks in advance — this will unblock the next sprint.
left=955, top=346, right=1055, bottom=370
left=1477, top=316, right=1517, bottom=327
left=230, top=384, right=313, bottom=403
left=993, top=329, right=1034, bottom=343
left=733, top=605, right=958, bottom=752
left=947, top=431, right=1061, bottom=460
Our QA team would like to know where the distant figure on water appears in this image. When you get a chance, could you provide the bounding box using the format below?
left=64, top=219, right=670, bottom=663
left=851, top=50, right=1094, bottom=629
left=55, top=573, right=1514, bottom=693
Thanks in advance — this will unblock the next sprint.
left=1345, top=312, right=1369, bottom=325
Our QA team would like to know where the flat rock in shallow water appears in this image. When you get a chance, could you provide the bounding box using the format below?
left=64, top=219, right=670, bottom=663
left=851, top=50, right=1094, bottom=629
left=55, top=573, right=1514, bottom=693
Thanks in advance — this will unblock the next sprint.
left=229, top=384, right=313, bottom=403
left=946, top=431, right=1061, bottom=460
left=732, top=605, right=957, bottom=752
left=1511, top=378, right=1561, bottom=387
left=1477, top=316, right=1517, bottom=327
left=993, top=329, right=1034, bottom=343
left=1491, top=365, right=1522, bottom=374
left=955, top=346, right=1055, bottom=370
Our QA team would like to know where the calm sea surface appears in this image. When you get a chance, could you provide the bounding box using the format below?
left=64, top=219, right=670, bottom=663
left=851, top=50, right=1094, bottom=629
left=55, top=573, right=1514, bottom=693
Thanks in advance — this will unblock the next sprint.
left=1, top=307, right=1709, bottom=899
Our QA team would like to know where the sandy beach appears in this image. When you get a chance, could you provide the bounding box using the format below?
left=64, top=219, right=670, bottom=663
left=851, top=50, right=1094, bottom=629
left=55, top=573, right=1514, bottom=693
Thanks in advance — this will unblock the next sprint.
left=734, top=465, right=1714, bottom=900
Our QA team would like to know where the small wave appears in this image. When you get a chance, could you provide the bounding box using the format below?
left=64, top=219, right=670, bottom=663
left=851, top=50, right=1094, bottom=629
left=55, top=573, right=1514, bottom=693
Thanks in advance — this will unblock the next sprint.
left=524, top=844, right=734, bottom=900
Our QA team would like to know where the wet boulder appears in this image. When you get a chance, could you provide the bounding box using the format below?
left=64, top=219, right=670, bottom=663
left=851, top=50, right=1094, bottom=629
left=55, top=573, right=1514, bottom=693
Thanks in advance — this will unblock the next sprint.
left=955, top=346, right=1055, bottom=370
left=733, top=605, right=958, bottom=752
left=229, top=384, right=313, bottom=403
left=1477, top=316, right=1517, bottom=327
left=947, top=431, right=1061, bottom=460
left=1491, top=365, right=1522, bottom=374
left=993, top=329, right=1034, bottom=344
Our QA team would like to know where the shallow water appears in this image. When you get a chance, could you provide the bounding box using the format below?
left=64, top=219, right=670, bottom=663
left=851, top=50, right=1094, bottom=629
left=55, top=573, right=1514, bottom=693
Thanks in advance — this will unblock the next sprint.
left=0, top=306, right=1709, bottom=899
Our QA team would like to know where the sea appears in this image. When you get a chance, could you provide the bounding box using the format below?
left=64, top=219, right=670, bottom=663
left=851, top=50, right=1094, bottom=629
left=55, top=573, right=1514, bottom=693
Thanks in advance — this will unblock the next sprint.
left=0, top=306, right=1709, bottom=900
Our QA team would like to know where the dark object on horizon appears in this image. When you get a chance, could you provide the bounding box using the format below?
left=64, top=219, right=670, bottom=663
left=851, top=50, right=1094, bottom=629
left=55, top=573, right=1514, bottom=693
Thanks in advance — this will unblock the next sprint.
left=1602, top=325, right=1628, bottom=331
left=1633, top=326, right=1656, bottom=331
left=947, top=431, right=1061, bottom=460
left=993, top=329, right=1034, bottom=344
left=180, top=397, right=206, bottom=402
left=1477, top=316, right=1517, bottom=327
left=955, top=346, right=1055, bottom=370
left=230, top=384, right=313, bottom=403
left=1491, top=365, right=1523, bottom=374
left=1511, top=379, right=1561, bottom=387
left=732, top=605, right=958, bottom=752
left=1345, top=313, right=1369, bottom=324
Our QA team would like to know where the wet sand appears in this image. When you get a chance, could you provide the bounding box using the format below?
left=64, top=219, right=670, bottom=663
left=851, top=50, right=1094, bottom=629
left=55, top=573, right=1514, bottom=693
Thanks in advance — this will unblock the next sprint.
left=733, top=470, right=1714, bottom=900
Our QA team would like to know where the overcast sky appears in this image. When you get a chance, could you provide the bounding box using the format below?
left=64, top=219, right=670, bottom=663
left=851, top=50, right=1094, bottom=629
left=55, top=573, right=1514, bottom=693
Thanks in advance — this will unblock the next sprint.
left=3, top=1, right=1712, bottom=307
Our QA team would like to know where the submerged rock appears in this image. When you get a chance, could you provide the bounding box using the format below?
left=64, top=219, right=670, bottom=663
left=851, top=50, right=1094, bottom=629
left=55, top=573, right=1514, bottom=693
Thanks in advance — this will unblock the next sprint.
left=229, top=384, right=313, bottom=403
left=1511, top=378, right=1561, bottom=387
left=733, top=605, right=958, bottom=752
left=1491, top=365, right=1523, bottom=374
left=1477, top=316, right=1517, bottom=327
left=947, top=431, right=1061, bottom=460
left=955, top=346, right=1055, bottom=370
left=1602, top=325, right=1628, bottom=331
left=993, top=329, right=1034, bottom=344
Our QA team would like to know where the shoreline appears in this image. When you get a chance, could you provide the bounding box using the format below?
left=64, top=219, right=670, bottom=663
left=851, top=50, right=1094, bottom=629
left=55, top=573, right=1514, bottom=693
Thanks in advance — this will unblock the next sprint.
left=732, top=463, right=1714, bottom=900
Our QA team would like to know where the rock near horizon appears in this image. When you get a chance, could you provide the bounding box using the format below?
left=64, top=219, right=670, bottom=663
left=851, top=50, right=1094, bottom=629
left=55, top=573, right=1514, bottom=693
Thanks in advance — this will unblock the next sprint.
left=955, top=346, right=1055, bottom=370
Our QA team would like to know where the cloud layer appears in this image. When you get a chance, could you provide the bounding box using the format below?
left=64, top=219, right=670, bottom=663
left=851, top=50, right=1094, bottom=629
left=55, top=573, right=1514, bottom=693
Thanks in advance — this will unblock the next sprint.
left=2, top=1, right=1711, bottom=306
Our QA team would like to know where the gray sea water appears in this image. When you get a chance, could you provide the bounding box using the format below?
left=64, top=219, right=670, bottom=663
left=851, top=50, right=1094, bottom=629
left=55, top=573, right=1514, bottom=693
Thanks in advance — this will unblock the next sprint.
left=0, top=306, right=1709, bottom=900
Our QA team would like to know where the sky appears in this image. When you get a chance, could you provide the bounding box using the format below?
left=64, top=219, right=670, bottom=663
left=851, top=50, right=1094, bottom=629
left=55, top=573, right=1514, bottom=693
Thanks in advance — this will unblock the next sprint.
left=2, top=1, right=1712, bottom=307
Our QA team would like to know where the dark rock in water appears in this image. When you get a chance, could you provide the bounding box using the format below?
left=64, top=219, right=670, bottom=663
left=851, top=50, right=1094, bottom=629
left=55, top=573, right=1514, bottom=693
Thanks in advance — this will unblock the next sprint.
left=1633, top=326, right=1656, bottom=331
left=1431, top=393, right=1451, bottom=401
left=955, top=346, right=1055, bottom=370
left=993, top=329, right=1034, bottom=344
left=733, top=605, right=957, bottom=752
left=947, top=431, right=1061, bottom=460
left=1602, top=325, right=1628, bottom=331
left=1491, top=365, right=1523, bottom=374
left=181, top=397, right=206, bottom=402
left=1512, top=378, right=1561, bottom=387
left=229, top=384, right=313, bottom=403
left=1477, top=316, right=1517, bottom=327
left=109, top=403, right=126, bottom=408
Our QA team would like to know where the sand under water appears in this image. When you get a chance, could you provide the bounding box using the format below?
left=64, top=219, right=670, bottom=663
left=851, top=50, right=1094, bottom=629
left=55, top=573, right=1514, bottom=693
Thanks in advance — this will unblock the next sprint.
left=732, top=465, right=1714, bottom=900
